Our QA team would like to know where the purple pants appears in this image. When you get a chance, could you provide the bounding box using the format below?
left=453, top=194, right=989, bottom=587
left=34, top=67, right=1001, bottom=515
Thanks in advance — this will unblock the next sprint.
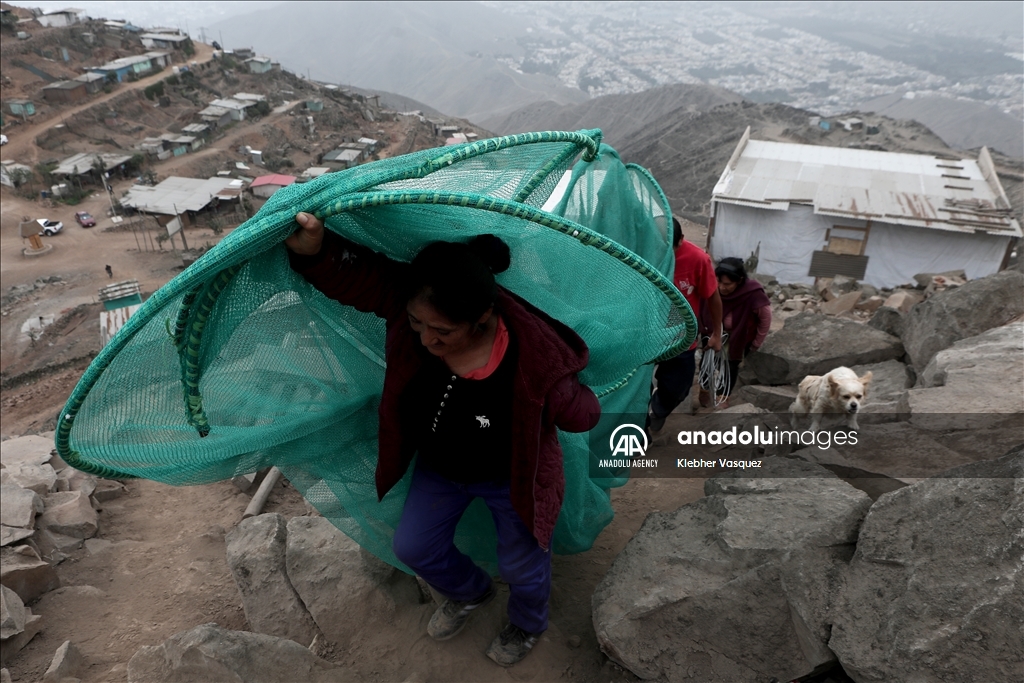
left=392, top=465, right=551, bottom=634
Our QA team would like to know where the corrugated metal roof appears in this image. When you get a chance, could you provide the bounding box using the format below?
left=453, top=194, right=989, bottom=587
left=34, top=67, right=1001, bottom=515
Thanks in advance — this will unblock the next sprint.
left=250, top=174, right=296, bottom=188
left=121, top=177, right=240, bottom=214
left=713, top=138, right=1021, bottom=236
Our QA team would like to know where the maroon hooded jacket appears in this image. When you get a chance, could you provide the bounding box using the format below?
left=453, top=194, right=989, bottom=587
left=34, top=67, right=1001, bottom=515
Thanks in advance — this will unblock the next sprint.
left=289, top=233, right=601, bottom=550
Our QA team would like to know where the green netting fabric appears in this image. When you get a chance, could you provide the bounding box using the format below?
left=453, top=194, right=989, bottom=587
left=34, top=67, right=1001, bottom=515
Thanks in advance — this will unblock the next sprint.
left=56, top=130, right=696, bottom=573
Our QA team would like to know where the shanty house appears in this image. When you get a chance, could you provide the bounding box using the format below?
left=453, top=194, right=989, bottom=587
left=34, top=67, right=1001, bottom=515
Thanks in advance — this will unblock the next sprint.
left=36, top=7, right=86, bottom=27
left=73, top=71, right=106, bottom=93
left=709, top=129, right=1022, bottom=288
left=140, top=33, right=189, bottom=50
left=6, top=100, right=35, bottom=117
left=42, top=80, right=89, bottom=104
left=250, top=174, right=296, bottom=199
left=90, top=55, right=153, bottom=82
left=198, top=105, right=232, bottom=128
left=52, top=152, right=133, bottom=181
left=144, top=51, right=172, bottom=68
left=121, top=176, right=243, bottom=224
left=246, top=56, right=273, bottom=74
left=322, top=148, right=361, bottom=170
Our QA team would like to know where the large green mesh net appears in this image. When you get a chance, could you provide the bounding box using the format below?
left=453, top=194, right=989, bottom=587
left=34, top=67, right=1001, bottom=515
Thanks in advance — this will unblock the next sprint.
left=57, top=130, right=696, bottom=573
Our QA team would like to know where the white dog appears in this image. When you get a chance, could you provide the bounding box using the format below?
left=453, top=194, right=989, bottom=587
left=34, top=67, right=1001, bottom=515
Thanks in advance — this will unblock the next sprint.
left=789, top=367, right=872, bottom=433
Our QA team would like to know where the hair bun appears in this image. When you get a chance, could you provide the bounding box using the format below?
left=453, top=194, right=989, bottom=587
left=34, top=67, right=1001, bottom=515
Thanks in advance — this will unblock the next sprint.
left=468, top=234, right=511, bottom=274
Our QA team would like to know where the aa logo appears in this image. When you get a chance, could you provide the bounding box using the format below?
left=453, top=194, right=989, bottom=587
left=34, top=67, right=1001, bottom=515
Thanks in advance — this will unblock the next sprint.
left=609, top=424, right=648, bottom=458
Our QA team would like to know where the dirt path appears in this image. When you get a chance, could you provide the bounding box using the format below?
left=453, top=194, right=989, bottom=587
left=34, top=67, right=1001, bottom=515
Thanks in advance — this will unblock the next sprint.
left=2, top=447, right=704, bottom=683
left=0, top=42, right=215, bottom=167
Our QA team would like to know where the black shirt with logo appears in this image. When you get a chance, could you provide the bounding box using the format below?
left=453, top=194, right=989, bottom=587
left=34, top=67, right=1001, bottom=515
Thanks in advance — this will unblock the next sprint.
left=401, top=333, right=517, bottom=484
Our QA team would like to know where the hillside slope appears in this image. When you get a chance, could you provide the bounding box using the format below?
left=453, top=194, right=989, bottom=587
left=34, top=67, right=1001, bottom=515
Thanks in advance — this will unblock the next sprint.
left=483, top=83, right=743, bottom=147
left=860, top=92, right=1023, bottom=159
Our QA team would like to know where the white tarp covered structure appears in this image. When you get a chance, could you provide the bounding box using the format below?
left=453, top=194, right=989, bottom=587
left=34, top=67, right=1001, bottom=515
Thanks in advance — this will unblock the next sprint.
left=709, top=130, right=1021, bottom=288
left=121, top=177, right=242, bottom=215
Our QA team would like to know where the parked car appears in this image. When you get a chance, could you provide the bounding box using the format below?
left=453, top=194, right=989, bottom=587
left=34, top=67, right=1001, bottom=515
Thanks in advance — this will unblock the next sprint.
left=36, top=219, right=63, bottom=236
left=74, top=211, right=96, bottom=228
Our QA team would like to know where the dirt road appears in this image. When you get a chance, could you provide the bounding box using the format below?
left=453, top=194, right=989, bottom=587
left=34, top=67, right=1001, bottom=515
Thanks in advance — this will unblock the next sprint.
left=0, top=41, right=215, bottom=167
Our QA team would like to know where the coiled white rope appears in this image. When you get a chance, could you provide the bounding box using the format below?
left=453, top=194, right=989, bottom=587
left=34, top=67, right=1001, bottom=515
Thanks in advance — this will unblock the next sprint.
left=698, top=333, right=731, bottom=407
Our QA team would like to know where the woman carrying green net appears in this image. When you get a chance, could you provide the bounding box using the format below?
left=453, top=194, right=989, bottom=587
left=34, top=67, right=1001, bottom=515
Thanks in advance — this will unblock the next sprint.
left=55, top=129, right=697, bottom=666
left=286, top=211, right=599, bottom=665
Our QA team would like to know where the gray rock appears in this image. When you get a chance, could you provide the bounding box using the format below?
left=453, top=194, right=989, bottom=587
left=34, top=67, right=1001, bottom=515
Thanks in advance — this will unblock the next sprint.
left=231, top=472, right=257, bottom=493
left=735, top=385, right=798, bottom=413
left=1, top=545, right=60, bottom=602
left=42, top=640, right=84, bottom=683
left=858, top=284, right=878, bottom=300
left=0, top=435, right=54, bottom=467
left=39, top=492, right=98, bottom=539
left=0, top=485, right=44, bottom=529
left=34, top=528, right=84, bottom=562
left=0, top=464, right=57, bottom=495
left=127, top=623, right=347, bottom=683
left=829, top=275, right=861, bottom=297
left=901, top=269, right=1024, bottom=370
left=91, top=479, right=127, bottom=502
left=1, top=668, right=9, bottom=683
left=285, top=517, right=422, bottom=648
left=225, top=514, right=319, bottom=645
left=849, top=359, right=910, bottom=404
left=0, top=584, right=26, bottom=640
left=902, top=322, right=1023, bottom=431
left=0, top=527, right=34, bottom=548
left=593, top=457, right=872, bottom=682
left=54, top=469, right=96, bottom=498
left=747, top=313, right=903, bottom=385
left=0, top=610, right=42, bottom=666
left=867, top=306, right=904, bottom=339
left=829, top=448, right=1024, bottom=683
left=792, top=420, right=983, bottom=484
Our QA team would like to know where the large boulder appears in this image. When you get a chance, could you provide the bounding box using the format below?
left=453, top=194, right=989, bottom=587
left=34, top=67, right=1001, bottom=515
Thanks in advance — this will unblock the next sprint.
left=747, top=313, right=903, bottom=385
left=225, top=514, right=319, bottom=646
left=829, top=447, right=1024, bottom=682
left=901, top=322, right=1024, bottom=431
left=0, top=436, right=54, bottom=467
left=285, top=517, right=422, bottom=648
left=0, top=545, right=60, bottom=602
left=593, top=457, right=872, bottom=682
left=0, top=486, right=43, bottom=529
left=127, top=623, right=347, bottom=683
left=901, top=269, right=1024, bottom=370
left=0, top=464, right=57, bottom=496
left=0, top=584, right=25, bottom=640
left=38, top=491, right=98, bottom=539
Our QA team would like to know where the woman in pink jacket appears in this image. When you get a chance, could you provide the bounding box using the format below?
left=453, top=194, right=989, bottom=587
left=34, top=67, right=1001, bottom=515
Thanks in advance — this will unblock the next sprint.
left=286, top=212, right=600, bottom=667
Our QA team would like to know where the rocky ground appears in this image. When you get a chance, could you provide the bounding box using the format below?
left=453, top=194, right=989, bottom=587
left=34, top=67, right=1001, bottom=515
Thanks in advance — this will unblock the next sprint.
left=3, top=263, right=1021, bottom=682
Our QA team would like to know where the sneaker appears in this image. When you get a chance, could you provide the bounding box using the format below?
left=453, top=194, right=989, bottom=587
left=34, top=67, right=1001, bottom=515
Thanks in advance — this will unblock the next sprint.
left=486, top=623, right=540, bottom=667
left=648, top=411, right=667, bottom=436
left=427, top=583, right=496, bottom=641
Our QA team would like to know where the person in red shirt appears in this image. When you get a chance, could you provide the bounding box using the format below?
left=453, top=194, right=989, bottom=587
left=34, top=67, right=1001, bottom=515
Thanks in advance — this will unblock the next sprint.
left=647, top=218, right=722, bottom=433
